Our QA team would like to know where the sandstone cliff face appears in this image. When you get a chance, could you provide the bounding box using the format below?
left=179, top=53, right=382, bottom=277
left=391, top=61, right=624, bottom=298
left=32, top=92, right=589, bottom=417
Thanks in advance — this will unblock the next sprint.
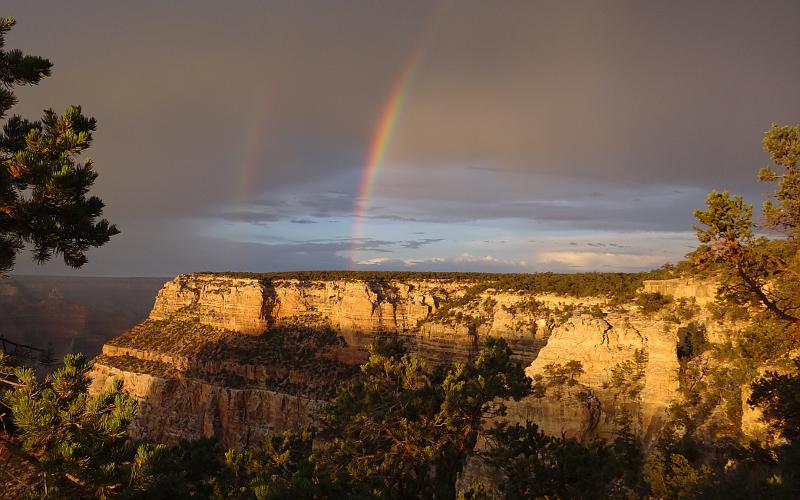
left=91, top=273, right=718, bottom=451
left=90, top=361, right=320, bottom=449
left=149, top=276, right=272, bottom=334
left=642, top=277, right=718, bottom=306
left=512, top=315, right=680, bottom=441
left=145, top=275, right=567, bottom=363
left=147, top=275, right=600, bottom=340
left=149, top=275, right=464, bottom=337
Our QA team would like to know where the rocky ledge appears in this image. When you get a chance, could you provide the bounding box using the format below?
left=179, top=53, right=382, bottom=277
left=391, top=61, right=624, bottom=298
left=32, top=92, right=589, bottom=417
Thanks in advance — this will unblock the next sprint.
left=90, top=273, right=720, bottom=449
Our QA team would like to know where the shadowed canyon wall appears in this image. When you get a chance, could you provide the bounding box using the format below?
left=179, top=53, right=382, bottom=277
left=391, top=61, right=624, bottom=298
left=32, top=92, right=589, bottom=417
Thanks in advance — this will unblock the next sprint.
left=0, top=276, right=167, bottom=365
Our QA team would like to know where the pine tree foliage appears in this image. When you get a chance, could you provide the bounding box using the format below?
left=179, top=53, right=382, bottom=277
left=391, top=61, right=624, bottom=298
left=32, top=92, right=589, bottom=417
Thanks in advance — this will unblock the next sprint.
left=749, top=360, right=800, bottom=443
left=223, top=429, right=336, bottom=499
left=0, top=17, right=117, bottom=275
left=482, top=420, right=638, bottom=499
left=761, top=124, right=800, bottom=239
left=4, top=354, right=136, bottom=496
left=693, top=125, right=800, bottom=323
left=317, top=337, right=531, bottom=499
left=2, top=354, right=222, bottom=498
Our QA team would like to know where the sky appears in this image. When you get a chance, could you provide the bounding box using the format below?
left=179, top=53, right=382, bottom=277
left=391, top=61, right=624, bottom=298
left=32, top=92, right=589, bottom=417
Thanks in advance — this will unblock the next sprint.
left=5, top=1, right=800, bottom=276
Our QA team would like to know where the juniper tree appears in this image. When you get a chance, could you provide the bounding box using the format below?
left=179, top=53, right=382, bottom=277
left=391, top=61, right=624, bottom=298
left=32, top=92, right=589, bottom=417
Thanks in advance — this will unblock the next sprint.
left=0, top=17, right=118, bottom=275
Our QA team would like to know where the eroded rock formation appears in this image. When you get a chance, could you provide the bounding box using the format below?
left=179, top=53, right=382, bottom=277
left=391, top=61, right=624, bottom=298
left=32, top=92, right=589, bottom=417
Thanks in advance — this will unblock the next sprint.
left=90, top=273, right=717, bottom=450
left=510, top=315, right=680, bottom=441
left=642, top=277, right=718, bottom=306
left=0, top=276, right=165, bottom=362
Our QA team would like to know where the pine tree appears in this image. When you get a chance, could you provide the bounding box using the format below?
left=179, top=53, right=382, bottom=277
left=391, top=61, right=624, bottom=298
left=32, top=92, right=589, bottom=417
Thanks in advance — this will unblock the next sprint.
left=482, top=420, right=636, bottom=499
left=4, top=354, right=136, bottom=495
left=316, top=337, right=532, bottom=499
left=212, top=338, right=532, bottom=499
left=3, top=353, right=223, bottom=498
left=0, top=17, right=118, bottom=275
left=693, top=125, right=800, bottom=323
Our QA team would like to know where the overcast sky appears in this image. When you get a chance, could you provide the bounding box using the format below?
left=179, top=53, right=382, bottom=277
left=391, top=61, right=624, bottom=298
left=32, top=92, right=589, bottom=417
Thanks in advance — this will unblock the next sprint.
left=6, top=1, right=800, bottom=276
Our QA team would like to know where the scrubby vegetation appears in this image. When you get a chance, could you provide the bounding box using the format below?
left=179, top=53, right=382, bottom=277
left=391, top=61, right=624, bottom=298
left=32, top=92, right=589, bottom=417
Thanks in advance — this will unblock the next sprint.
left=634, top=291, right=672, bottom=315
left=664, top=298, right=701, bottom=324
left=207, top=269, right=674, bottom=303
left=105, top=320, right=358, bottom=399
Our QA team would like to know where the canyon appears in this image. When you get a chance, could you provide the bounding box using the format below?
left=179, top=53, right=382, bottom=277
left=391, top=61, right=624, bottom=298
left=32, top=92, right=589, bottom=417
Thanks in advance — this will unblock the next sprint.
left=88, top=272, right=723, bottom=452
left=0, top=276, right=166, bottom=364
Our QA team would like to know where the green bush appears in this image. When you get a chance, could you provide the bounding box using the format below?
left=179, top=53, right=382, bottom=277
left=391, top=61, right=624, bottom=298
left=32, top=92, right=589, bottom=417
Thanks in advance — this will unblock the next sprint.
left=635, top=292, right=672, bottom=315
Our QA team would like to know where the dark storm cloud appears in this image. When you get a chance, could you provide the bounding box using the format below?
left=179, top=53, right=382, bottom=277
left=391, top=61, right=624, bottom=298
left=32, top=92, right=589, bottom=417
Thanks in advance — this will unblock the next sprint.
left=4, top=1, right=799, bottom=275
left=390, top=1, right=800, bottom=193
left=368, top=163, right=720, bottom=231
left=249, top=191, right=357, bottom=220
left=300, top=238, right=443, bottom=252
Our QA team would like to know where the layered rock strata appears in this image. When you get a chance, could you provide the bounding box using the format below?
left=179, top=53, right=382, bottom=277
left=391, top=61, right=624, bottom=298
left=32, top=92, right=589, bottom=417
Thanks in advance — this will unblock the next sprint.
left=508, top=315, right=680, bottom=441
left=642, top=277, right=718, bottom=306
left=91, top=273, right=716, bottom=450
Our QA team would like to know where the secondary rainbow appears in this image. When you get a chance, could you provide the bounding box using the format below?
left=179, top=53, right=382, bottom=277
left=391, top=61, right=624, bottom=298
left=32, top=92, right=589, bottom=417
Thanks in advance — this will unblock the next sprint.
left=235, top=89, right=275, bottom=205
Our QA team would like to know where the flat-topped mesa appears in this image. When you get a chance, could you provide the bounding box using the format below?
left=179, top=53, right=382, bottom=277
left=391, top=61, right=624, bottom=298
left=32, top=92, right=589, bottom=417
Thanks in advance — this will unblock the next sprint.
left=149, top=275, right=273, bottom=334
left=142, top=274, right=588, bottom=362
left=92, top=272, right=729, bottom=451
left=148, top=274, right=459, bottom=336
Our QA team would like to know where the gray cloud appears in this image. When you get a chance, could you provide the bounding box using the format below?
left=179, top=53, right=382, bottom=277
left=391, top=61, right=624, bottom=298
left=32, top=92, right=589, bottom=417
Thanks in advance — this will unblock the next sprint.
left=4, top=1, right=799, bottom=275
left=362, top=214, right=425, bottom=223
left=399, top=238, right=443, bottom=249
left=214, top=211, right=282, bottom=224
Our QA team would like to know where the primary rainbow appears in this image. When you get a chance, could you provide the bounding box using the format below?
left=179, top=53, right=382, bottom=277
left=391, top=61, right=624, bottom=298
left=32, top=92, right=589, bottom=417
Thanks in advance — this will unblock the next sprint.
left=353, top=55, right=419, bottom=219
left=350, top=5, right=444, bottom=261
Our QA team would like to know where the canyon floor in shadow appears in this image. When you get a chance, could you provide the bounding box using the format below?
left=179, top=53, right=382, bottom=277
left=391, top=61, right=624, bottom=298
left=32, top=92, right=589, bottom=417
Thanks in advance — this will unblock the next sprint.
left=0, top=275, right=169, bottom=365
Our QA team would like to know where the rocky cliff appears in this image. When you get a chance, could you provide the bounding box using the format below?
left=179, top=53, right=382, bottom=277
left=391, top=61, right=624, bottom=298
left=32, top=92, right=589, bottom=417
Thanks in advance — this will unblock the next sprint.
left=144, top=274, right=575, bottom=363
left=90, top=273, right=717, bottom=450
left=512, top=315, right=680, bottom=441
left=642, top=277, right=718, bottom=306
